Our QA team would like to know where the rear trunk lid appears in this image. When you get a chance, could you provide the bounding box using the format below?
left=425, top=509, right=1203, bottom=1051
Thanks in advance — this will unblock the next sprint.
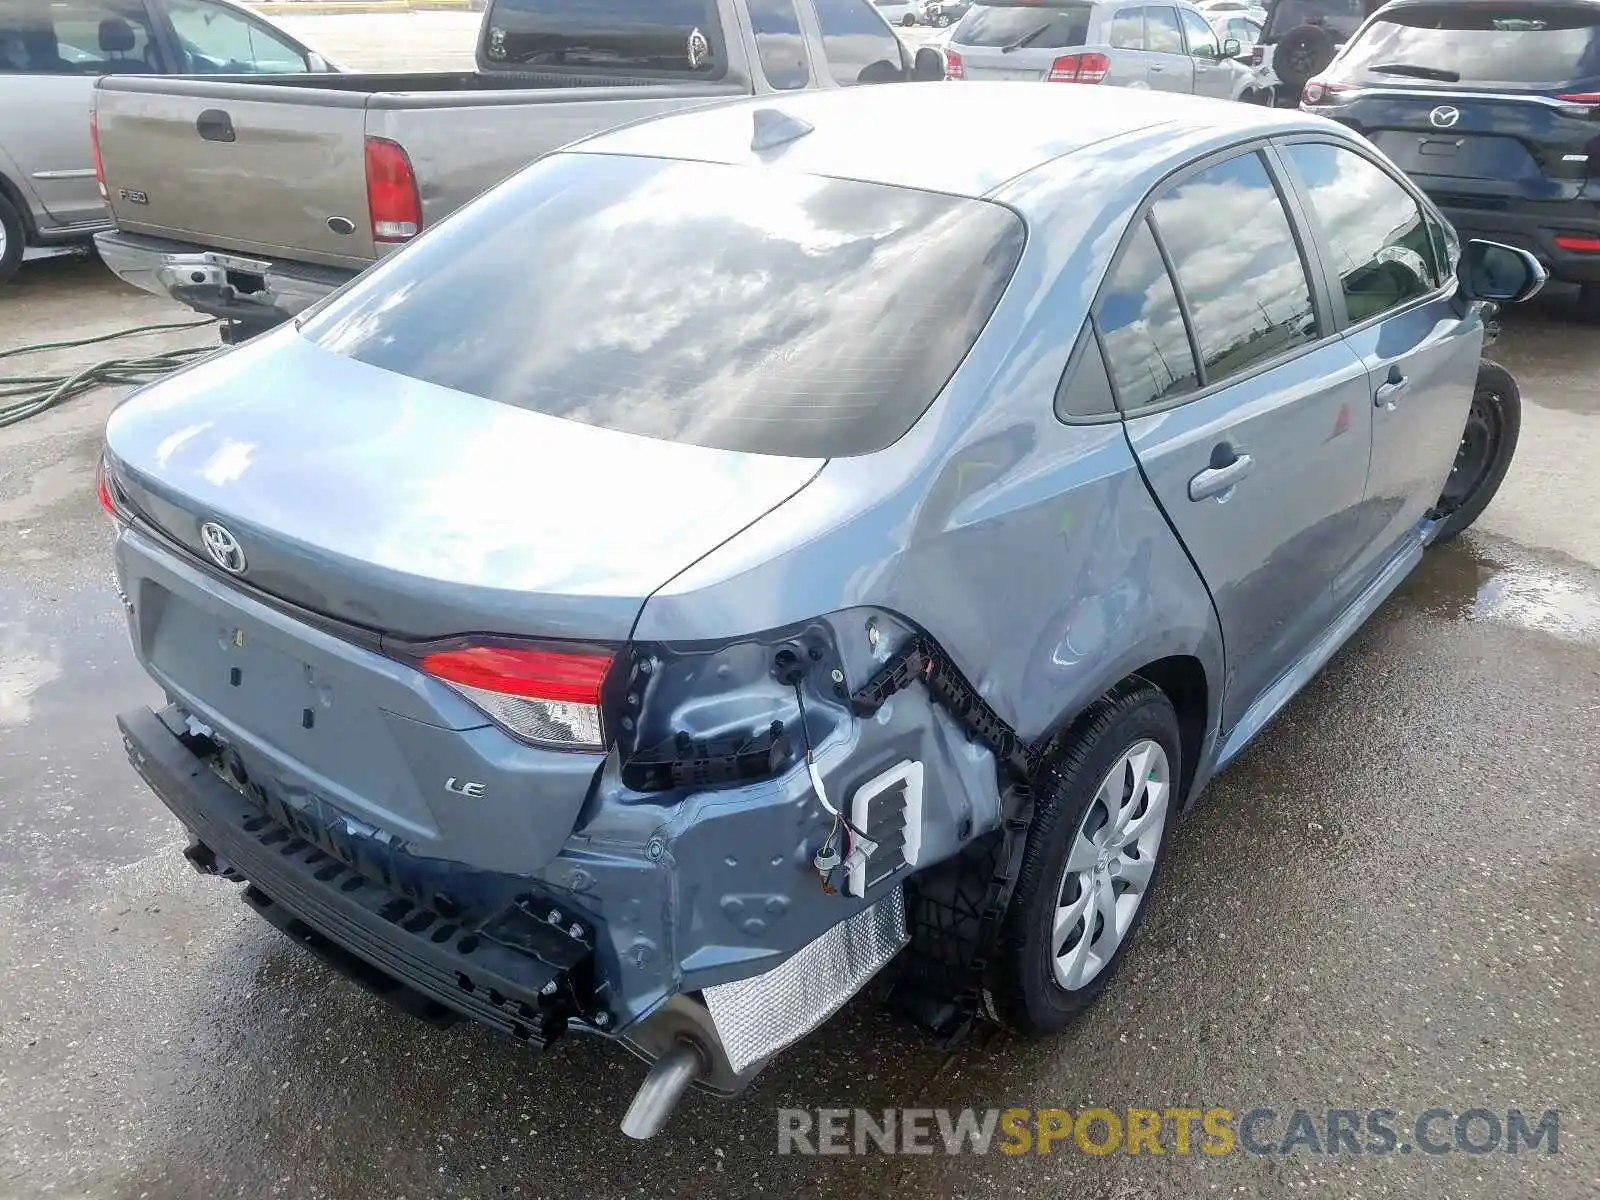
left=103, top=330, right=824, bottom=642
left=1318, top=2, right=1600, bottom=203
left=950, top=0, right=1093, bottom=80
left=94, top=76, right=377, bottom=267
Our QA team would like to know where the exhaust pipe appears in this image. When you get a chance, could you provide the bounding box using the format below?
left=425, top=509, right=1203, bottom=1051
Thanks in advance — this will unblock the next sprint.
left=620, top=1041, right=706, bottom=1140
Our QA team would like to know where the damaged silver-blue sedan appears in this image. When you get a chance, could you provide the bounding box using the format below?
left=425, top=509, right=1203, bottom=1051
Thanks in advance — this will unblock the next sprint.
left=102, top=83, right=1543, bottom=1137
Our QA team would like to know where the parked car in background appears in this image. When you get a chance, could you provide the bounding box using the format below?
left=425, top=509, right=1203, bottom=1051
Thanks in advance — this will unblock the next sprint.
left=92, top=0, right=944, bottom=337
left=923, top=0, right=972, bottom=26
left=0, top=0, right=338, bottom=283
left=1302, top=0, right=1600, bottom=319
left=1250, top=0, right=1378, bottom=104
left=1194, top=0, right=1266, bottom=20
left=873, top=0, right=923, bottom=24
left=945, top=0, right=1263, bottom=102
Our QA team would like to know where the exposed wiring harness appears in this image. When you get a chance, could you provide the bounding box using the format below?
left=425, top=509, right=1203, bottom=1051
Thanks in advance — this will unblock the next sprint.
left=0, top=319, right=219, bottom=429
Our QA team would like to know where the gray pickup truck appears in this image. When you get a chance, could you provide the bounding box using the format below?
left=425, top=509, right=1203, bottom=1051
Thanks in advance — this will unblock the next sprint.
left=94, top=0, right=945, bottom=336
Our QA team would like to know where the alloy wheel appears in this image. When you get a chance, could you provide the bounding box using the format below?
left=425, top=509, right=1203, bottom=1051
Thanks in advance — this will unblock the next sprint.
left=1052, top=739, right=1170, bottom=991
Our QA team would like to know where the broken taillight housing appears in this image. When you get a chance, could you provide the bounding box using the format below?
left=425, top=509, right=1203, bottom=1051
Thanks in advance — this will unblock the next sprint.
left=420, top=643, right=614, bottom=750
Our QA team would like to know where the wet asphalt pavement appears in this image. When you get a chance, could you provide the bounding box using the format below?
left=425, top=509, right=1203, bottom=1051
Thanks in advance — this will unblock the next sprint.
left=3, top=249, right=1599, bottom=1197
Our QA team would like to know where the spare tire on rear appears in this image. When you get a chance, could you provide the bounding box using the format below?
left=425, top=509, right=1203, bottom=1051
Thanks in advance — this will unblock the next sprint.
left=1274, top=23, right=1337, bottom=97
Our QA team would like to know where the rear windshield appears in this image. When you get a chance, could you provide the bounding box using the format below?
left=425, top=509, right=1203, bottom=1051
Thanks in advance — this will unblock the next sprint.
left=300, top=154, right=1026, bottom=459
left=1340, top=4, right=1600, bottom=87
left=954, top=0, right=1091, bottom=49
left=1263, top=0, right=1373, bottom=41
left=482, top=0, right=725, bottom=74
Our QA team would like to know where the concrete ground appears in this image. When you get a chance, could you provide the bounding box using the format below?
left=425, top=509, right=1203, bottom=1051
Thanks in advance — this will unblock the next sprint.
left=2, top=15, right=1597, bottom=1200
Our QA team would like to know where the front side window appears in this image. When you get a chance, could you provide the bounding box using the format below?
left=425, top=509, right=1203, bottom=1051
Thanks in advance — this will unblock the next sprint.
left=1338, top=4, right=1600, bottom=88
left=1144, top=5, right=1185, bottom=52
left=813, top=0, right=904, bottom=84
left=165, top=0, right=309, bottom=72
left=747, top=0, right=809, bottom=88
left=1178, top=6, right=1219, bottom=55
left=0, top=0, right=160, bottom=74
left=953, top=0, right=1093, bottom=49
left=1284, top=142, right=1439, bottom=325
left=1095, top=218, right=1200, bottom=411
left=1110, top=7, right=1146, bottom=49
left=302, top=154, right=1027, bottom=459
left=482, top=0, right=725, bottom=75
left=1151, top=152, right=1318, bottom=385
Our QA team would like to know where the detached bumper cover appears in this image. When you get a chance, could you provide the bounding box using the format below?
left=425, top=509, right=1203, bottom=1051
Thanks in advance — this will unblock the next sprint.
left=118, top=706, right=590, bottom=1044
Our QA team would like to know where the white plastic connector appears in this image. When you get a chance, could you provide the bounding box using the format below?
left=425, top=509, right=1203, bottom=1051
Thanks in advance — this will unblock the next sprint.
left=846, top=759, right=924, bottom=898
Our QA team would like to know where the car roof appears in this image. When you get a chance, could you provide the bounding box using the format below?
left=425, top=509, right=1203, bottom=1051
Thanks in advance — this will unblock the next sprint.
left=568, top=83, right=1328, bottom=201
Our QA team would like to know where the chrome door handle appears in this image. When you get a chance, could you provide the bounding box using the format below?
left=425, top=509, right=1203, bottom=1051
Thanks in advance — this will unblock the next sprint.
left=1188, top=453, right=1255, bottom=501
left=1375, top=376, right=1410, bottom=409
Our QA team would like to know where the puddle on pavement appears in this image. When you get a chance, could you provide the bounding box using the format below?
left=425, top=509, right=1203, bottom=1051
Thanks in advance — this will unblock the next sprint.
left=1403, top=536, right=1600, bottom=645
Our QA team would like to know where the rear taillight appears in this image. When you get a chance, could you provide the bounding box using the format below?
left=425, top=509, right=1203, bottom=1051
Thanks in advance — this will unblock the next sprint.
left=1048, top=52, right=1109, bottom=84
left=1250, top=45, right=1264, bottom=66
left=944, top=48, right=964, bottom=79
left=1555, top=235, right=1600, bottom=252
left=90, top=109, right=107, bottom=201
left=420, top=643, right=614, bottom=750
left=1301, top=78, right=1349, bottom=105
left=364, top=136, right=422, bottom=243
left=97, top=456, right=122, bottom=520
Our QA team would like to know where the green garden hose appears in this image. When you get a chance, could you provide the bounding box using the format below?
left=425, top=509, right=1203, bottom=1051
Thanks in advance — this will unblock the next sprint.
left=0, top=319, right=219, bottom=430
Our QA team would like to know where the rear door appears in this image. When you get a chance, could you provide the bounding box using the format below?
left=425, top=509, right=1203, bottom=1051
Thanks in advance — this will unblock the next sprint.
left=1177, top=3, right=1234, bottom=93
left=1311, top=4, right=1600, bottom=221
left=1277, top=138, right=1482, bottom=590
left=1105, top=5, right=1155, bottom=87
left=1102, top=147, right=1374, bottom=729
left=946, top=0, right=1094, bottom=80
left=1143, top=5, right=1196, bottom=89
left=2, top=0, right=163, bottom=228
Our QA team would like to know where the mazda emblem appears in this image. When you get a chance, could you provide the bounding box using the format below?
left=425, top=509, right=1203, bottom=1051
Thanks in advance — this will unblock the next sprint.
left=199, top=521, right=247, bottom=575
left=1429, top=105, right=1461, bottom=129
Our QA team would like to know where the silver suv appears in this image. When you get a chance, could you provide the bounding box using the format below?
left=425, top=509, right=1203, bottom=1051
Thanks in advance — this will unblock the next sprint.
left=945, top=0, right=1261, bottom=98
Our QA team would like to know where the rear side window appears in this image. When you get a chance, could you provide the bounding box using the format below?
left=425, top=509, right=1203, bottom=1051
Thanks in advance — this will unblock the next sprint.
left=1095, top=218, right=1200, bottom=411
left=813, top=0, right=905, bottom=84
left=1110, top=8, right=1145, bottom=49
left=0, top=0, right=161, bottom=73
left=748, top=0, right=809, bottom=88
left=1338, top=4, right=1600, bottom=87
left=1151, top=152, right=1318, bottom=385
left=482, top=0, right=725, bottom=75
left=1145, top=5, right=1185, bottom=52
left=1284, top=142, right=1440, bottom=324
left=302, top=154, right=1026, bottom=459
left=953, top=0, right=1092, bottom=49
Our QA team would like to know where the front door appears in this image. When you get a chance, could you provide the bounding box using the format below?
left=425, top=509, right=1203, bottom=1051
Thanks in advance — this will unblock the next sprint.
left=1277, top=139, right=1484, bottom=599
left=1177, top=6, right=1233, bottom=97
left=1100, top=149, right=1373, bottom=729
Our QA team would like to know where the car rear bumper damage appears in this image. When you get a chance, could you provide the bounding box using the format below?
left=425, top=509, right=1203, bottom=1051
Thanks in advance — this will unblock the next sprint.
left=95, top=230, right=355, bottom=335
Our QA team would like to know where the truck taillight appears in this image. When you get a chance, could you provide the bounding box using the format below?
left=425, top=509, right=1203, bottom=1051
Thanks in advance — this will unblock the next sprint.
left=944, top=48, right=964, bottom=79
left=90, top=109, right=108, bottom=201
left=420, top=643, right=614, bottom=750
left=1048, top=52, right=1109, bottom=83
left=364, top=136, right=422, bottom=243
left=1250, top=45, right=1264, bottom=66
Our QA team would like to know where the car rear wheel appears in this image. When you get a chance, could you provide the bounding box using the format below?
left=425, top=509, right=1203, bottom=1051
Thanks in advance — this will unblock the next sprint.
left=902, top=12, right=917, bottom=24
left=1431, top=359, right=1521, bottom=544
left=0, top=194, right=24, bottom=285
left=990, top=681, right=1180, bottom=1035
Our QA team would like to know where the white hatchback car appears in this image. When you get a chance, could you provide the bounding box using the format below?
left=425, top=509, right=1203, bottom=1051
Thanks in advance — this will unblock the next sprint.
left=871, top=0, right=923, bottom=25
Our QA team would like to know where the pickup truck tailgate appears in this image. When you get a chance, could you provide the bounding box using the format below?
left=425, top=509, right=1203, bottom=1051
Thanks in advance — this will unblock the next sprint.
left=95, top=77, right=376, bottom=267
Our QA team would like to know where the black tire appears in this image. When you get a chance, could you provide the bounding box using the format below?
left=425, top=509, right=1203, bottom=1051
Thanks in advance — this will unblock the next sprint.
left=1431, top=359, right=1521, bottom=544
left=1273, top=24, right=1337, bottom=97
left=989, top=680, right=1181, bottom=1035
left=902, top=12, right=917, bottom=25
left=0, top=192, right=24, bottom=285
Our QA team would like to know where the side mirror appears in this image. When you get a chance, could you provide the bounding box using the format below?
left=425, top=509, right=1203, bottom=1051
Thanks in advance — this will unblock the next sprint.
left=912, top=45, right=946, bottom=81
left=1222, top=37, right=1241, bottom=58
left=306, top=51, right=334, bottom=73
left=1459, top=239, right=1547, bottom=304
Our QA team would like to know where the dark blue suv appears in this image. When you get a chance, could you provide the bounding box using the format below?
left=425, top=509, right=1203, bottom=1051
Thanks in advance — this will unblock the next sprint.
left=1302, top=0, right=1600, bottom=318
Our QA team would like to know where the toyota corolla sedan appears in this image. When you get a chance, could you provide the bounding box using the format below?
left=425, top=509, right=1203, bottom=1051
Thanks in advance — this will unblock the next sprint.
left=101, top=83, right=1542, bottom=1139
